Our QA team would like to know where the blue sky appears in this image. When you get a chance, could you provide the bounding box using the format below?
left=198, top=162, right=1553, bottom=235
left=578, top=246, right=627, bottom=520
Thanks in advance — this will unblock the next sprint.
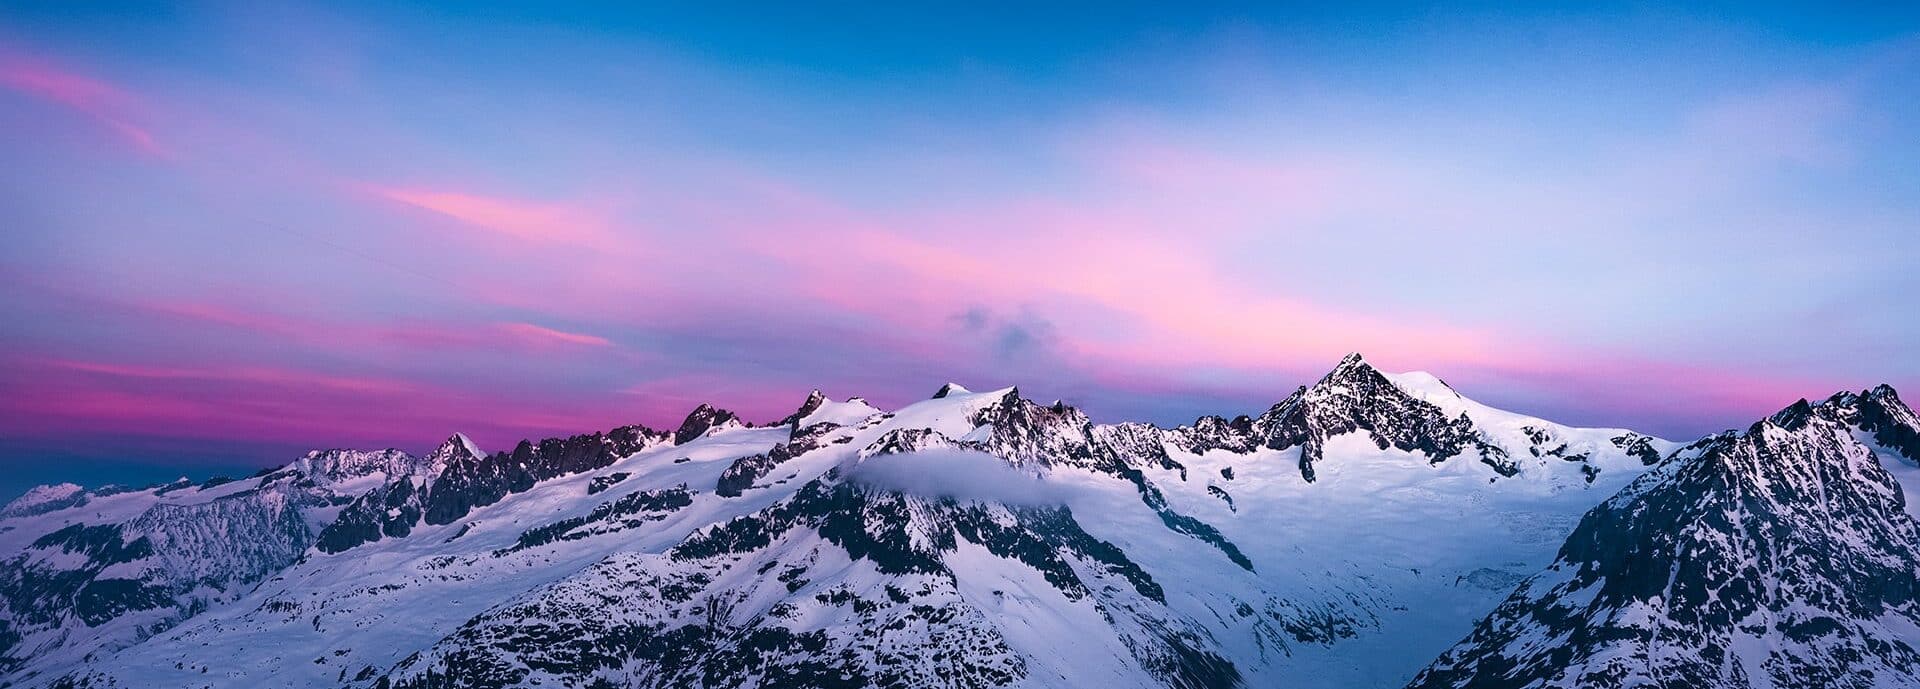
left=0, top=2, right=1916, bottom=499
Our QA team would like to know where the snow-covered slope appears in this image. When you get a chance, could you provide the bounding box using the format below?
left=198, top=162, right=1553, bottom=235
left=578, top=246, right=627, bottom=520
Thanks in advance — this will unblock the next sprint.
left=1410, top=386, right=1920, bottom=689
left=0, top=448, right=443, bottom=685
left=0, top=354, right=1769, bottom=689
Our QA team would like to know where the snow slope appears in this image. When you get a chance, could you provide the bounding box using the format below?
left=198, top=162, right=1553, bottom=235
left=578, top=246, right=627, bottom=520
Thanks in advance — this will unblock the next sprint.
left=0, top=449, right=440, bottom=685
left=1410, top=386, right=1920, bottom=689
left=0, top=354, right=1764, bottom=689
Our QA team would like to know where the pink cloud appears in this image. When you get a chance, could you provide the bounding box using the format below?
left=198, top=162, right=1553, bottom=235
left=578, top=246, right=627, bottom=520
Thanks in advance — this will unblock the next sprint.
left=683, top=169, right=1843, bottom=432
left=136, top=299, right=314, bottom=338
left=619, top=375, right=815, bottom=425
left=1459, top=349, right=1852, bottom=429
left=497, top=322, right=613, bottom=347
left=46, top=358, right=417, bottom=394
left=0, top=54, right=167, bottom=157
left=369, top=185, right=627, bottom=249
left=0, top=354, right=652, bottom=450
left=108, top=294, right=624, bottom=360
left=764, top=210, right=1515, bottom=378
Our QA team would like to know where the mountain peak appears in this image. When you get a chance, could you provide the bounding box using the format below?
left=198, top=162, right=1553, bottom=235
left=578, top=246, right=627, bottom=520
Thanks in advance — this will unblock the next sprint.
left=1253, top=353, right=1501, bottom=481
left=1764, top=398, right=1818, bottom=430
left=932, top=382, right=970, bottom=399
left=423, top=433, right=485, bottom=478
left=779, top=389, right=829, bottom=426
left=1821, top=383, right=1920, bottom=463
left=1414, top=388, right=1920, bottom=689
left=675, top=403, right=742, bottom=444
left=0, top=483, right=87, bottom=519
left=440, top=432, right=482, bottom=456
left=1318, top=351, right=1378, bottom=384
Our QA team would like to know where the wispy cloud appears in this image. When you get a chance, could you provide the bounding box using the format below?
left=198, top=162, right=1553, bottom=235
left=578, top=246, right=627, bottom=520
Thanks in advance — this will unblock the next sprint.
left=369, top=186, right=627, bottom=249
left=0, top=53, right=166, bottom=157
left=1, top=3, right=1913, bottom=484
left=46, top=358, right=416, bottom=394
left=497, top=322, right=613, bottom=347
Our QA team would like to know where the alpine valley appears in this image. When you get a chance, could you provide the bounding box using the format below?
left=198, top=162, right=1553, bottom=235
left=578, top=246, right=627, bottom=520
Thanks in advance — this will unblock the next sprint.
left=6, top=354, right=1918, bottom=689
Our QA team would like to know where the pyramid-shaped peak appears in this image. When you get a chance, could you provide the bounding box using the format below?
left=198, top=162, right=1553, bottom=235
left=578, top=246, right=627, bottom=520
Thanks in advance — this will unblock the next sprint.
left=441, top=432, right=483, bottom=456
left=1290, top=353, right=1391, bottom=399
left=421, top=433, right=485, bottom=478
left=932, top=382, right=971, bottom=399
left=1297, top=353, right=1390, bottom=391
left=1765, top=398, right=1818, bottom=430
left=1322, top=352, right=1378, bottom=378
left=779, top=389, right=830, bottom=426
left=675, top=404, right=741, bottom=445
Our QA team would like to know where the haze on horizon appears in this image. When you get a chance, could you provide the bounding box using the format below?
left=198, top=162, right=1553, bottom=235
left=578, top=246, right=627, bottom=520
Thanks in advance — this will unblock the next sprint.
left=1, top=2, right=1916, bottom=498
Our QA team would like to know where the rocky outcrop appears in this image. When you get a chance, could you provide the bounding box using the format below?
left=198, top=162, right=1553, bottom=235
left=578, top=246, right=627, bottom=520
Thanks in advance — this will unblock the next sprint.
left=422, top=426, right=666, bottom=526
left=1411, top=389, right=1920, bottom=689
left=1252, top=354, right=1500, bottom=481
left=717, top=422, right=847, bottom=498
left=674, top=404, right=743, bottom=445
left=777, top=389, right=829, bottom=427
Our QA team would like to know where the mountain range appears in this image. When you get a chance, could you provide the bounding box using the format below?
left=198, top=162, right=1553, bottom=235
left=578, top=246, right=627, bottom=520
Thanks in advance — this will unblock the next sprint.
left=4, top=353, right=1916, bottom=688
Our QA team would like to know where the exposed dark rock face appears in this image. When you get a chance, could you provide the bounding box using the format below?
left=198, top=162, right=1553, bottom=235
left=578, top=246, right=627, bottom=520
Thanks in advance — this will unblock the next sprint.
left=423, top=426, right=666, bottom=526
left=1827, top=385, right=1920, bottom=463
left=1610, top=432, right=1665, bottom=465
left=42, top=355, right=1858, bottom=689
left=674, top=404, right=742, bottom=445
left=586, top=472, right=629, bottom=495
left=714, top=453, right=781, bottom=499
left=0, top=485, right=88, bottom=519
left=859, top=427, right=960, bottom=458
left=316, top=477, right=424, bottom=554
left=716, top=422, right=845, bottom=498
left=290, top=449, right=422, bottom=484
left=1095, top=422, right=1186, bottom=475
left=1410, top=389, right=1920, bottom=689
left=502, top=487, right=694, bottom=554
left=1146, top=355, right=1515, bottom=481
left=379, top=477, right=1241, bottom=689
left=1, top=524, right=163, bottom=639
left=1250, top=354, right=1499, bottom=481
left=1117, top=469, right=1254, bottom=572
left=1170, top=415, right=1259, bottom=455
left=0, top=461, right=362, bottom=680
left=967, top=389, right=1107, bottom=468
left=777, top=389, right=829, bottom=427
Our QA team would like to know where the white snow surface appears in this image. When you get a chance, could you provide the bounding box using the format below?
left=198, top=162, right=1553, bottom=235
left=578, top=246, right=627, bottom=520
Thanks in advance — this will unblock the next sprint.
left=795, top=395, right=884, bottom=429
left=0, top=483, right=85, bottom=518
left=20, top=361, right=1910, bottom=689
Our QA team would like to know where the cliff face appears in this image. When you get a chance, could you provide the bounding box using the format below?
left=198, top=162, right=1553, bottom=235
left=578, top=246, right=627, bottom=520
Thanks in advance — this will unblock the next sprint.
left=1411, top=388, right=1920, bottom=689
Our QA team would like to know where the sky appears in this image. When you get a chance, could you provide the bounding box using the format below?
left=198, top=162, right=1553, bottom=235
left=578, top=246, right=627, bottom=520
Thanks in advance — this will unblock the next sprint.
left=1, top=2, right=1916, bottom=499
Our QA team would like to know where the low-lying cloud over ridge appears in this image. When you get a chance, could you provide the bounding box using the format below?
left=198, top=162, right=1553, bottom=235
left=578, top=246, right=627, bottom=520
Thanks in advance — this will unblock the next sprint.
left=843, top=449, right=1081, bottom=507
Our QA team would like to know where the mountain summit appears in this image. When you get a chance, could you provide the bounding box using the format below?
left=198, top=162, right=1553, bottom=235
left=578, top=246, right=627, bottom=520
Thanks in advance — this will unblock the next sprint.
left=8, top=357, right=1915, bottom=689
left=1412, top=388, right=1920, bottom=689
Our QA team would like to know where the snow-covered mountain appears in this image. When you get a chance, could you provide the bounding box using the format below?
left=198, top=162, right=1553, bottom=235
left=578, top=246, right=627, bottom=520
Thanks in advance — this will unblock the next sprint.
left=0, top=448, right=443, bottom=683
left=6, top=354, right=1913, bottom=688
left=1410, top=386, right=1920, bottom=689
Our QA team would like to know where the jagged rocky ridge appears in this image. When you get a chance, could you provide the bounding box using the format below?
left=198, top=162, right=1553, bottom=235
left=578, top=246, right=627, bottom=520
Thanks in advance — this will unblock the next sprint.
left=0, top=449, right=437, bottom=683
left=1410, top=386, right=1920, bottom=689
left=15, top=354, right=1911, bottom=689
